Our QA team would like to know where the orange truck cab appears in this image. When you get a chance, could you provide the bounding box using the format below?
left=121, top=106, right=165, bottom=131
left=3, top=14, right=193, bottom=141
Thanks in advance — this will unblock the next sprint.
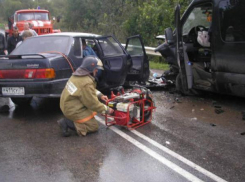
left=5, top=9, right=61, bottom=38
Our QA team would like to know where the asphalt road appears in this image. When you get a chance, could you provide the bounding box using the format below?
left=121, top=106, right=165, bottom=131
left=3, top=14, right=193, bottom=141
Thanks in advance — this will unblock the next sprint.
left=0, top=29, right=244, bottom=182
left=0, top=89, right=245, bottom=182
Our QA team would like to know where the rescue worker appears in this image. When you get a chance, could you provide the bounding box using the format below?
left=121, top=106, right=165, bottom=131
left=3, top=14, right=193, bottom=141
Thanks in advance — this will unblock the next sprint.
left=58, top=56, right=114, bottom=137
left=7, top=27, right=22, bottom=53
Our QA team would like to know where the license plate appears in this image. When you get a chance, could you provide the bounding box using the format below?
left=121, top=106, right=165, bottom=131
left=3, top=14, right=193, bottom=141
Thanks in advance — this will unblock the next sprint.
left=2, top=87, right=25, bottom=95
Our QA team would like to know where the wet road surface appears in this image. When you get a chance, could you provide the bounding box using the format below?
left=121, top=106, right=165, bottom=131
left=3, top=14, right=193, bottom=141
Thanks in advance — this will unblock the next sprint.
left=0, top=90, right=245, bottom=182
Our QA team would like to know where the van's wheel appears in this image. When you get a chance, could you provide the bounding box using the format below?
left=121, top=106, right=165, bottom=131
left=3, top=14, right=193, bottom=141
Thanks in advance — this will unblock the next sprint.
left=11, top=98, right=32, bottom=106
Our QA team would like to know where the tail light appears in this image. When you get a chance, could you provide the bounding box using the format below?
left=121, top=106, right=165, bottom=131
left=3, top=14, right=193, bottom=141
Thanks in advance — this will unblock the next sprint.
left=0, top=68, right=56, bottom=79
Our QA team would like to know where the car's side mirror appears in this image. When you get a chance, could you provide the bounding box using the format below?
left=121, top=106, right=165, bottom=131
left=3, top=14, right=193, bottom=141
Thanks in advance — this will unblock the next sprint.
left=165, top=28, right=174, bottom=45
left=155, top=35, right=166, bottom=45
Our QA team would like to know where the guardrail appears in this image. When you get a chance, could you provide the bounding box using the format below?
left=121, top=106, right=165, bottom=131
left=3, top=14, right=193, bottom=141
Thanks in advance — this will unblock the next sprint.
left=122, top=44, right=161, bottom=57
left=144, top=46, right=161, bottom=57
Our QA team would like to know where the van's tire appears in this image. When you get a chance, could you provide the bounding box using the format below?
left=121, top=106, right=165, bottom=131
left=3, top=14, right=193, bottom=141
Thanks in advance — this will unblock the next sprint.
left=11, top=98, right=32, bottom=106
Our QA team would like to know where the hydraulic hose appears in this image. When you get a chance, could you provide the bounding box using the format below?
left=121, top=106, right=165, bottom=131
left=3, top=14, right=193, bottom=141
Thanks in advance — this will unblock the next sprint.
left=41, top=51, right=75, bottom=72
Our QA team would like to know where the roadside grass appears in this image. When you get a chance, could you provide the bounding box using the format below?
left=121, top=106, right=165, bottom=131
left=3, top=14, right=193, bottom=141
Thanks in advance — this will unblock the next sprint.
left=0, top=23, right=4, bottom=29
left=0, top=20, right=5, bottom=29
left=149, top=61, right=169, bottom=70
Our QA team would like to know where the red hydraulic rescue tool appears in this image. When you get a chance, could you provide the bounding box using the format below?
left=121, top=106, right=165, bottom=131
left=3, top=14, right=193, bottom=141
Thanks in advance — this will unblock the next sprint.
left=104, top=86, right=156, bottom=130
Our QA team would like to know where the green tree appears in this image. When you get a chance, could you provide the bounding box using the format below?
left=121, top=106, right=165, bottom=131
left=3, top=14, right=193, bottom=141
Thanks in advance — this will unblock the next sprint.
left=123, top=0, right=191, bottom=46
left=0, top=0, right=192, bottom=46
left=0, top=0, right=35, bottom=18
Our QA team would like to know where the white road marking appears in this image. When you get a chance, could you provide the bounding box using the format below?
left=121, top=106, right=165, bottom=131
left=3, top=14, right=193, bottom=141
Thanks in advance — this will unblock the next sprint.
left=131, top=130, right=228, bottom=182
left=96, top=116, right=204, bottom=182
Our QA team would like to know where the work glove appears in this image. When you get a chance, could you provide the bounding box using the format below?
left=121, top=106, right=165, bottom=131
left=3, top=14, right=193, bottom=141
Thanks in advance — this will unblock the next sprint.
left=105, top=107, right=114, bottom=115
left=102, top=106, right=114, bottom=115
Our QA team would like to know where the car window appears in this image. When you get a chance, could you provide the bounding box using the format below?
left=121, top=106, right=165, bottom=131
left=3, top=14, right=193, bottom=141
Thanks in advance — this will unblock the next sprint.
left=219, top=0, right=245, bottom=42
left=182, top=4, right=212, bottom=35
left=126, top=37, right=144, bottom=56
left=73, top=38, right=82, bottom=57
left=98, top=37, right=124, bottom=56
left=11, top=36, right=71, bottom=55
left=80, top=38, right=98, bottom=57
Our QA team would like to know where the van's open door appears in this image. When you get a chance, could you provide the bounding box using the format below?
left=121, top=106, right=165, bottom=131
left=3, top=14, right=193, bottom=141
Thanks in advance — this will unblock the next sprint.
left=125, top=35, right=150, bottom=82
left=175, top=4, right=193, bottom=91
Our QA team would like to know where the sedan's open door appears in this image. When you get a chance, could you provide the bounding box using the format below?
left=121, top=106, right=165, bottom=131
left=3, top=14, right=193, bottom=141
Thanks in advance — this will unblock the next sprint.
left=125, top=35, right=150, bottom=82
left=175, top=4, right=193, bottom=92
left=96, top=35, right=129, bottom=89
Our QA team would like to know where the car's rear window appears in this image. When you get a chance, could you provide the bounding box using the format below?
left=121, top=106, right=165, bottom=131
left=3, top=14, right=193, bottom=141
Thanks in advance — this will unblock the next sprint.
left=11, top=36, right=70, bottom=55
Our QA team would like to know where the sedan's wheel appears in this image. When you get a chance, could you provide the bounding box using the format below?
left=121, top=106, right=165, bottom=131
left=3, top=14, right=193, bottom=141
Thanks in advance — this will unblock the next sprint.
left=11, top=98, right=32, bottom=106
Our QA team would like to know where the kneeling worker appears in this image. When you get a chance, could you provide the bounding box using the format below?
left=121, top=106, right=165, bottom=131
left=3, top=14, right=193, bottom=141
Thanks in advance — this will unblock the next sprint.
left=58, top=56, right=114, bottom=137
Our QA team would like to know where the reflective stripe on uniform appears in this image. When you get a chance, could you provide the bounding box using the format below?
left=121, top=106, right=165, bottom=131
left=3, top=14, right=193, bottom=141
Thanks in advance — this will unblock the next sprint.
left=75, top=112, right=97, bottom=123
left=96, top=90, right=101, bottom=96
left=66, top=81, right=78, bottom=95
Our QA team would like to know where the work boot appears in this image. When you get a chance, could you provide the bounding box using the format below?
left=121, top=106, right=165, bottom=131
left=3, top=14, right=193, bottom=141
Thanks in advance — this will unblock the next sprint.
left=64, top=118, right=76, bottom=131
left=57, top=118, right=74, bottom=137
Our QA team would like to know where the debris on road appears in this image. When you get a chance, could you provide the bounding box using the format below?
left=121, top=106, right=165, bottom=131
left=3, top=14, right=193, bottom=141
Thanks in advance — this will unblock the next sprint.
left=210, top=123, right=217, bottom=127
left=214, top=105, right=222, bottom=109
left=212, top=103, right=224, bottom=114
left=169, top=106, right=175, bottom=109
left=191, top=117, right=197, bottom=121
left=215, top=108, right=224, bottom=114
left=212, top=101, right=217, bottom=106
left=241, top=132, right=245, bottom=135
left=175, top=98, right=182, bottom=103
